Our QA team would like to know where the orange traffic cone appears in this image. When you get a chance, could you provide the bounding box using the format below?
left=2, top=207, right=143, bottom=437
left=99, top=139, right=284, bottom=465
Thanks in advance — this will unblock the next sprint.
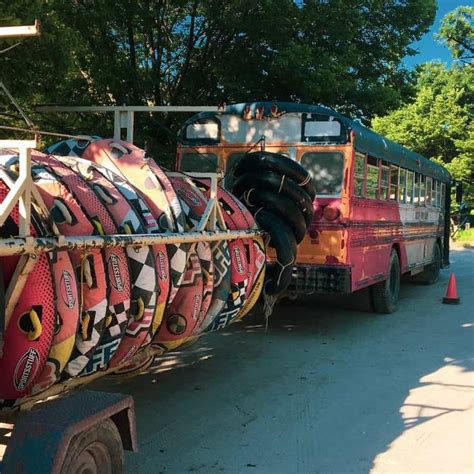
left=443, top=273, right=460, bottom=304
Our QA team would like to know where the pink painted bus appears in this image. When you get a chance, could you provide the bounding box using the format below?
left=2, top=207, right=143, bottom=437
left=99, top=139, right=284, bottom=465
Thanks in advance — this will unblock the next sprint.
left=176, top=102, right=453, bottom=313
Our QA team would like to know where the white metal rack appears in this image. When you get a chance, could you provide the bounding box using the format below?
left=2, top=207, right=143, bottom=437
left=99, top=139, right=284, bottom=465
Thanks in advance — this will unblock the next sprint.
left=0, top=142, right=262, bottom=319
left=0, top=140, right=264, bottom=410
left=37, top=105, right=219, bottom=144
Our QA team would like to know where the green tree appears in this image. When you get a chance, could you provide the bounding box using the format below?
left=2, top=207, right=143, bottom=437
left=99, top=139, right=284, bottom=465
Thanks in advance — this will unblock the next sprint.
left=372, top=62, right=473, bottom=205
left=436, top=6, right=473, bottom=63
left=1, top=0, right=437, bottom=154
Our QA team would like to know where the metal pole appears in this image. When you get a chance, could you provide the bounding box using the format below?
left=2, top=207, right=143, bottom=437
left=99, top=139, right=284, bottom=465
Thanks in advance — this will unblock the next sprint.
left=0, top=229, right=264, bottom=257
left=37, top=105, right=219, bottom=113
left=38, top=105, right=219, bottom=145
left=17, top=146, right=32, bottom=236
left=0, top=21, right=40, bottom=38
left=126, top=111, right=135, bottom=143
left=113, top=110, right=121, bottom=140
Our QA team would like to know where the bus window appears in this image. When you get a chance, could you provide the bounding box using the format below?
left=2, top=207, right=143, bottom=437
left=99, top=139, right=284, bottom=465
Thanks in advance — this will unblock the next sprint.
left=353, top=152, right=365, bottom=197
left=407, top=171, right=414, bottom=205
left=302, top=114, right=345, bottom=143
left=426, top=177, right=432, bottom=206
left=390, top=166, right=399, bottom=201
left=380, top=162, right=390, bottom=200
left=419, top=176, right=425, bottom=206
left=399, top=168, right=407, bottom=203
left=183, top=118, right=220, bottom=144
left=301, top=151, right=344, bottom=196
left=435, top=181, right=441, bottom=208
left=441, top=182, right=446, bottom=209
left=433, top=180, right=439, bottom=207
left=414, top=173, right=420, bottom=206
left=366, top=156, right=379, bottom=199
left=180, top=152, right=218, bottom=172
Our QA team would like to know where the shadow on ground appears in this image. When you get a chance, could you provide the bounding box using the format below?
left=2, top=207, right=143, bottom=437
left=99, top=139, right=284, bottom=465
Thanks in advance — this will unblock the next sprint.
left=93, top=248, right=473, bottom=473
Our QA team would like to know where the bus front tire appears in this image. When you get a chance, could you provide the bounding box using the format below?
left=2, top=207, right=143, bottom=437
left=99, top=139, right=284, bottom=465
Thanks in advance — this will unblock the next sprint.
left=371, top=250, right=400, bottom=314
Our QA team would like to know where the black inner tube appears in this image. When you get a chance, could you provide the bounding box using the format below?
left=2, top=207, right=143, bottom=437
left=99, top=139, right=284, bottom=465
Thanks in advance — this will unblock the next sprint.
left=254, top=209, right=297, bottom=262
left=265, top=263, right=293, bottom=296
left=255, top=209, right=296, bottom=295
left=232, top=171, right=314, bottom=227
left=242, top=189, right=307, bottom=244
left=233, top=151, right=316, bottom=200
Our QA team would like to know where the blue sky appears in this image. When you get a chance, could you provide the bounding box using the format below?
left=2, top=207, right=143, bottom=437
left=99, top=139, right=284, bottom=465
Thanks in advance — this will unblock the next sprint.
left=404, top=0, right=471, bottom=68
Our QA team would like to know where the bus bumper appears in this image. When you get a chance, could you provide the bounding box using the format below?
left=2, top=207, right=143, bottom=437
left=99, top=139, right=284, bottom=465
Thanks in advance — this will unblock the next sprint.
left=288, top=264, right=351, bottom=295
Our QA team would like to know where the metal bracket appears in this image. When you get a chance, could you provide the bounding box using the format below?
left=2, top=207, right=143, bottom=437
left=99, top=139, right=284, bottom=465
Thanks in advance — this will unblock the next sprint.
left=167, top=171, right=227, bottom=232
left=0, top=140, right=36, bottom=235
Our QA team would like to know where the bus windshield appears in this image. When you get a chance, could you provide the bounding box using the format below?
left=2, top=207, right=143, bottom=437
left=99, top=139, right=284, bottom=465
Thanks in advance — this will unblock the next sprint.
left=300, top=151, right=344, bottom=196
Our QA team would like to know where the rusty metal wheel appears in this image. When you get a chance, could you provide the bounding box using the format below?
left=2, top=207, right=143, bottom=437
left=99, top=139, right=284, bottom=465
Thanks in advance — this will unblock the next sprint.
left=61, top=418, right=123, bottom=474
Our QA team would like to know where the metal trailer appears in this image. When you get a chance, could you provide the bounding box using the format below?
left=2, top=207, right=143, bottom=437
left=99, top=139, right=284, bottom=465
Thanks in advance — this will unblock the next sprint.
left=0, top=138, right=263, bottom=473
left=0, top=23, right=263, bottom=471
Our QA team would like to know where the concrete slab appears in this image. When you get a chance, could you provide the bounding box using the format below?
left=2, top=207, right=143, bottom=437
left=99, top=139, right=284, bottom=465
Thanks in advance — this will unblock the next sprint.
left=94, top=248, right=474, bottom=473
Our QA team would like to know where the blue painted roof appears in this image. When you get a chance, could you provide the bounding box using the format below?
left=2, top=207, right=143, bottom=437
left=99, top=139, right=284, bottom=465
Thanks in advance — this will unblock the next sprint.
left=179, top=102, right=452, bottom=183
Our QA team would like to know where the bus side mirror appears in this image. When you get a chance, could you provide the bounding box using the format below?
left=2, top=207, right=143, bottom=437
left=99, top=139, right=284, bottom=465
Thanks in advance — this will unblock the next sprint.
left=455, top=181, right=463, bottom=204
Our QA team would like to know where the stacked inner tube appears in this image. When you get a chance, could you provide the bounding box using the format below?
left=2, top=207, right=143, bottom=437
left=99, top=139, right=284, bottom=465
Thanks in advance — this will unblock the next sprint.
left=0, top=139, right=266, bottom=410
left=231, top=151, right=315, bottom=295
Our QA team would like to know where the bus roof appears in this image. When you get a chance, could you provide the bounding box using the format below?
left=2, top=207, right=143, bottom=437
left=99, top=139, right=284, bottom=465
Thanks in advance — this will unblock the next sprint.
left=180, top=102, right=451, bottom=183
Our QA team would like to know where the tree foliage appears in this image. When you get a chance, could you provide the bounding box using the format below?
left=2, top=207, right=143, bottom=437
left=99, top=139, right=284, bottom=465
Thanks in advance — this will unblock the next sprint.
left=372, top=6, right=474, bottom=206
left=436, top=6, right=474, bottom=62
left=0, top=0, right=436, bottom=153
left=372, top=62, right=473, bottom=205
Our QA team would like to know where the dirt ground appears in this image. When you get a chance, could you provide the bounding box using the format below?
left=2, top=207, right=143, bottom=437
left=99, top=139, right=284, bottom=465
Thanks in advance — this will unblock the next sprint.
left=95, top=247, right=474, bottom=473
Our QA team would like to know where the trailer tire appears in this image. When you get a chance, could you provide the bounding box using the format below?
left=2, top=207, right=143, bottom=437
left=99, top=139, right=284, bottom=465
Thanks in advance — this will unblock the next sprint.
left=371, top=250, right=400, bottom=314
left=61, top=418, right=124, bottom=474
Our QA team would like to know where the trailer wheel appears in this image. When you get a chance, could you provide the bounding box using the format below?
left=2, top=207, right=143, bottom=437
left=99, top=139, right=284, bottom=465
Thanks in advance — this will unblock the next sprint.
left=409, top=243, right=441, bottom=285
left=371, top=250, right=400, bottom=314
left=61, top=418, right=124, bottom=474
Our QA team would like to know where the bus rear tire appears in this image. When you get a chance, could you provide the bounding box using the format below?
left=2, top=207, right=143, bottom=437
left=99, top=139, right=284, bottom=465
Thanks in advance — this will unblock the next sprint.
left=371, top=250, right=400, bottom=314
left=409, top=242, right=441, bottom=285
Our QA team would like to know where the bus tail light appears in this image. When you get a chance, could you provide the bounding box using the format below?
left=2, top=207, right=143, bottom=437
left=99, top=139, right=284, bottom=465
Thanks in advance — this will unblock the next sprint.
left=308, top=228, right=319, bottom=239
left=313, top=205, right=324, bottom=221
left=323, top=205, right=340, bottom=221
left=256, top=106, right=265, bottom=120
